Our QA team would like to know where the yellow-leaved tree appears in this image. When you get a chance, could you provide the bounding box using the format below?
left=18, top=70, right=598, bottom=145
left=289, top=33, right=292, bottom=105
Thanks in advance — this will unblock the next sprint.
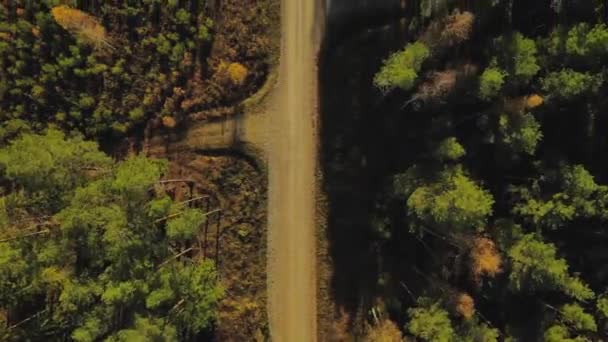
left=217, top=61, right=249, bottom=85
left=51, top=5, right=110, bottom=48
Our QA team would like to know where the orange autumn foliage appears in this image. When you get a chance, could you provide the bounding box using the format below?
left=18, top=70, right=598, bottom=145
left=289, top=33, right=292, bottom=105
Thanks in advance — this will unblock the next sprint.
left=470, top=237, right=502, bottom=282
left=162, top=116, right=177, bottom=129
left=526, top=94, right=544, bottom=109
left=51, top=5, right=108, bottom=47
left=455, top=293, right=475, bottom=319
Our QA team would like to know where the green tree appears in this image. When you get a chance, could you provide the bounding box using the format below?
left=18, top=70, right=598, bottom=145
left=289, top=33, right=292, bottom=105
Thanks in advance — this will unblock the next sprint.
left=541, top=69, right=603, bottom=100
left=0, top=129, right=111, bottom=211
left=596, top=294, right=608, bottom=318
left=407, top=166, right=494, bottom=233
left=508, top=234, right=594, bottom=300
left=167, top=208, right=206, bottom=242
left=512, top=165, right=607, bottom=229
left=544, top=325, right=587, bottom=342
left=106, top=316, right=177, bottom=342
left=498, top=111, right=542, bottom=155
left=407, top=301, right=455, bottom=342
left=560, top=303, right=597, bottom=332
left=374, top=42, right=430, bottom=92
left=0, top=133, right=223, bottom=340
left=564, top=23, right=608, bottom=58
left=435, top=137, right=466, bottom=162
left=459, top=319, right=499, bottom=342
left=495, top=32, right=540, bottom=83
left=479, top=67, right=506, bottom=100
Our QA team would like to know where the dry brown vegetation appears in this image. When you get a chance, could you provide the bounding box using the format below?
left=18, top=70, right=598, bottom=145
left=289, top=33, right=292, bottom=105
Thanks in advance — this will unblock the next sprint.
left=365, top=319, right=404, bottom=342
left=440, top=11, right=475, bottom=47
left=162, top=152, right=268, bottom=341
left=421, top=10, right=475, bottom=50
left=416, top=70, right=458, bottom=101
left=330, top=309, right=353, bottom=341
left=180, top=0, right=277, bottom=121
left=412, top=63, right=478, bottom=105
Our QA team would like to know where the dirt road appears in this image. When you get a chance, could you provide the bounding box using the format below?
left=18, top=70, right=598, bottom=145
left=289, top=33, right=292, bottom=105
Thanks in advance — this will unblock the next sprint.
left=267, top=0, right=320, bottom=340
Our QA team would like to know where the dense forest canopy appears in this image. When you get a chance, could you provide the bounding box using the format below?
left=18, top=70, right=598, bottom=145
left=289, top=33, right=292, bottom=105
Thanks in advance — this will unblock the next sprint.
left=0, top=130, right=223, bottom=341
left=0, top=0, right=275, bottom=340
left=321, top=0, right=608, bottom=340
left=0, top=0, right=272, bottom=141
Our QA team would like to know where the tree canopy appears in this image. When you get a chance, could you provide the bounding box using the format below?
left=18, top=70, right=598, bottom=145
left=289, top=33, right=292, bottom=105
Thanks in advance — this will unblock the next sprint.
left=0, top=131, right=223, bottom=340
left=322, top=1, right=608, bottom=340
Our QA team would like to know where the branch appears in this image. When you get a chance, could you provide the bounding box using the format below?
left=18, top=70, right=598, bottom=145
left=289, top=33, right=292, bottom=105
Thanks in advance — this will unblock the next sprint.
left=177, top=196, right=209, bottom=207
left=9, top=309, right=48, bottom=330
left=203, top=209, right=221, bottom=217
left=413, top=235, right=441, bottom=263
left=157, top=247, right=194, bottom=269
left=154, top=212, right=183, bottom=223
left=168, top=299, right=185, bottom=314
left=400, top=281, right=417, bottom=302
left=419, top=225, right=461, bottom=248
left=154, top=208, right=221, bottom=223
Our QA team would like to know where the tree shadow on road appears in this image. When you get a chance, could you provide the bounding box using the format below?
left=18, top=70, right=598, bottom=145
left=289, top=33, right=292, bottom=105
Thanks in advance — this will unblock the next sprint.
left=318, top=19, right=430, bottom=335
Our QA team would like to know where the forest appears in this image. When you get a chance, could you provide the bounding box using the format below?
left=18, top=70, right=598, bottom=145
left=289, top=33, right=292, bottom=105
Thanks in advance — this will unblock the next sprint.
left=0, top=0, right=275, bottom=341
left=319, top=0, right=608, bottom=341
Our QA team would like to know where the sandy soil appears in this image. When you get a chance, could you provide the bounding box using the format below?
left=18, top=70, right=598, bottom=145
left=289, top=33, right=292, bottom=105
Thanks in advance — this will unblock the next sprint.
left=267, top=0, right=321, bottom=340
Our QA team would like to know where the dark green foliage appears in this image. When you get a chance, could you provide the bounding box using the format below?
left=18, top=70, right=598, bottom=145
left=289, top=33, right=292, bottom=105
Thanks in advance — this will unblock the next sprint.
left=0, top=1, right=217, bottom=137
left=359, top=4, right=608, bottom=341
